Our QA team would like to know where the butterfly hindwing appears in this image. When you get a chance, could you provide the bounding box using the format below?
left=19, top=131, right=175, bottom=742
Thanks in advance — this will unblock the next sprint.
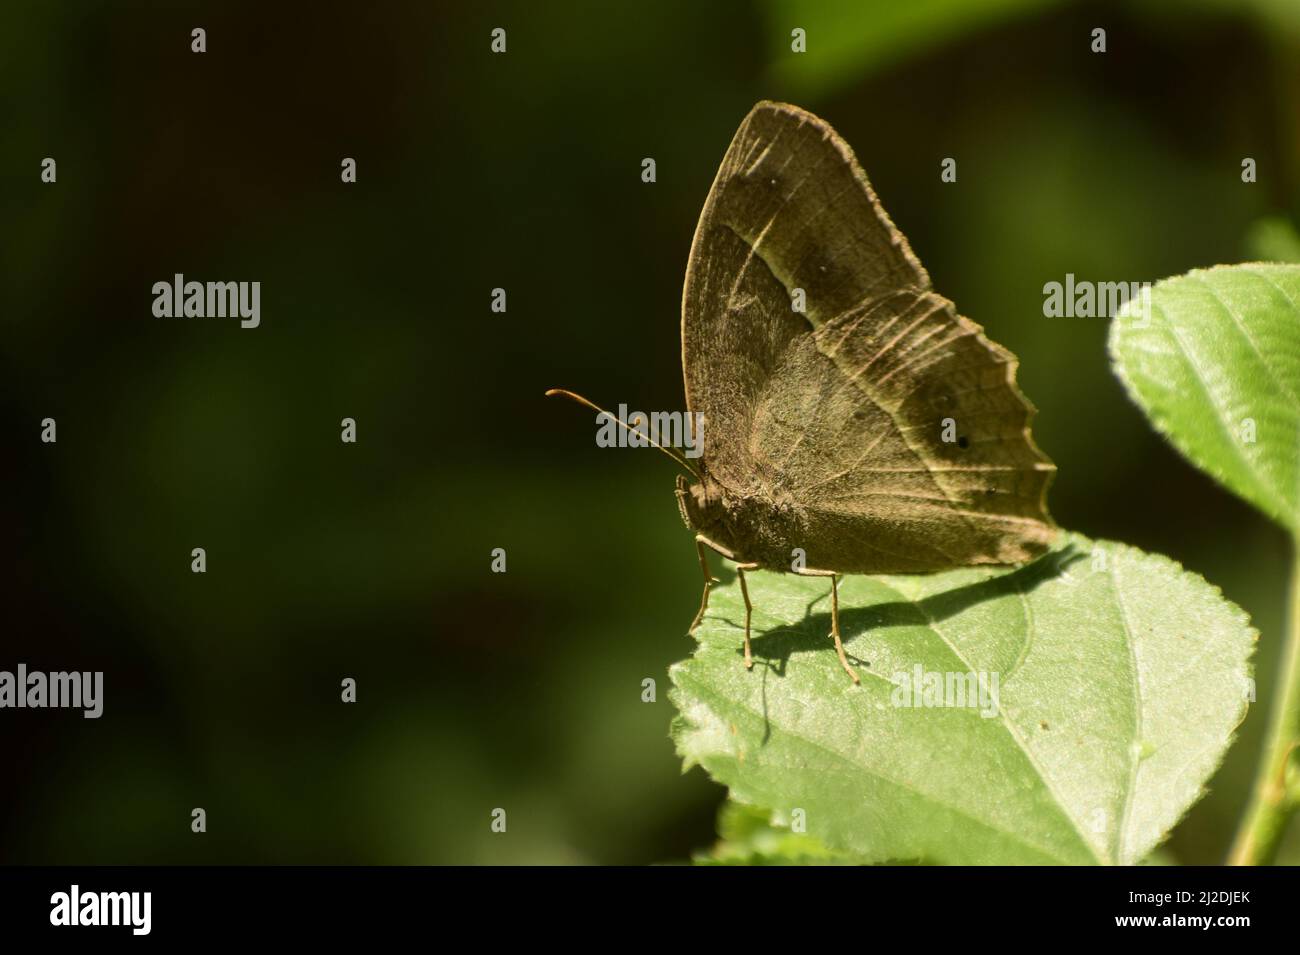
left=681, top=101, right=1055, bottom=572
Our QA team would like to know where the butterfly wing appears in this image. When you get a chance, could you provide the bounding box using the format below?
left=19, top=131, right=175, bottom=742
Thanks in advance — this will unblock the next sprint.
left=681, top=101, right=1055, bottom=573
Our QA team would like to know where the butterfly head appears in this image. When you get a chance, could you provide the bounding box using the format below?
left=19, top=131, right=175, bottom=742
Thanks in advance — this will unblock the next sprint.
left=675, top=473, right=727, bottom=538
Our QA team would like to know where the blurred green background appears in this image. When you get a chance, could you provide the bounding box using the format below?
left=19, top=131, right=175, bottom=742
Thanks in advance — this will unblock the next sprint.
left=3, top=0, right=1299, bottom=864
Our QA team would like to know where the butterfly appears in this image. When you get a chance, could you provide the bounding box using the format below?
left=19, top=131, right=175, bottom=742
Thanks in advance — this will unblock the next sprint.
left=550, top=101, right=1056, bottom=682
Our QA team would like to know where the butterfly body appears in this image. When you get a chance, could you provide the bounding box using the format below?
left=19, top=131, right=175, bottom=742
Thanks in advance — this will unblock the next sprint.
left=676, top=473, right=804, bottom=570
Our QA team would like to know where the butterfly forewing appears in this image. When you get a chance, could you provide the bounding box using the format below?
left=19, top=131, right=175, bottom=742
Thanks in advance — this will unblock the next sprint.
left=681, top=101, right=1055, bottom=573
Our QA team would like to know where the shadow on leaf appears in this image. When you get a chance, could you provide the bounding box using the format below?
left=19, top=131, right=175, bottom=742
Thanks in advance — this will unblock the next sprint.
left=720, top=544, right=1086, bottom=742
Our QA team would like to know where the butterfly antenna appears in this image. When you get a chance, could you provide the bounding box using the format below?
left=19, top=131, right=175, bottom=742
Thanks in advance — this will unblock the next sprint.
left=545, top=388, right=701, bottom=479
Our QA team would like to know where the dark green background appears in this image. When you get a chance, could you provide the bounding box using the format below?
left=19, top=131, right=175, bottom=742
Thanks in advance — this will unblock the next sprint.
left=3, top=0, right=1298, bottom=864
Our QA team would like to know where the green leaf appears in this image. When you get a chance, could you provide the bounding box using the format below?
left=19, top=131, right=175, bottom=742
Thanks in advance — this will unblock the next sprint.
left=1109, top=264, right=1300, bottom=530
left=694, top=801, right=861, bottom=866
left=1243, top=218, right=1300, bottom=264
left=670, top=536, right=1254, bottom=865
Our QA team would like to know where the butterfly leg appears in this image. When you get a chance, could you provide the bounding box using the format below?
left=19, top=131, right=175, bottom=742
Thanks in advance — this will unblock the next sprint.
left=735, top=563, right=761, bottom=669
left=792, top=566, right=861, bottom=684
left=688, top=536, right=721, bottom=636
left=829, top=575, right=860, bottom=685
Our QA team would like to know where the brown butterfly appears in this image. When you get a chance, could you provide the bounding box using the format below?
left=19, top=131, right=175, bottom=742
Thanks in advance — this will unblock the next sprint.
left=550, top=101, right=1056, bottom=682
